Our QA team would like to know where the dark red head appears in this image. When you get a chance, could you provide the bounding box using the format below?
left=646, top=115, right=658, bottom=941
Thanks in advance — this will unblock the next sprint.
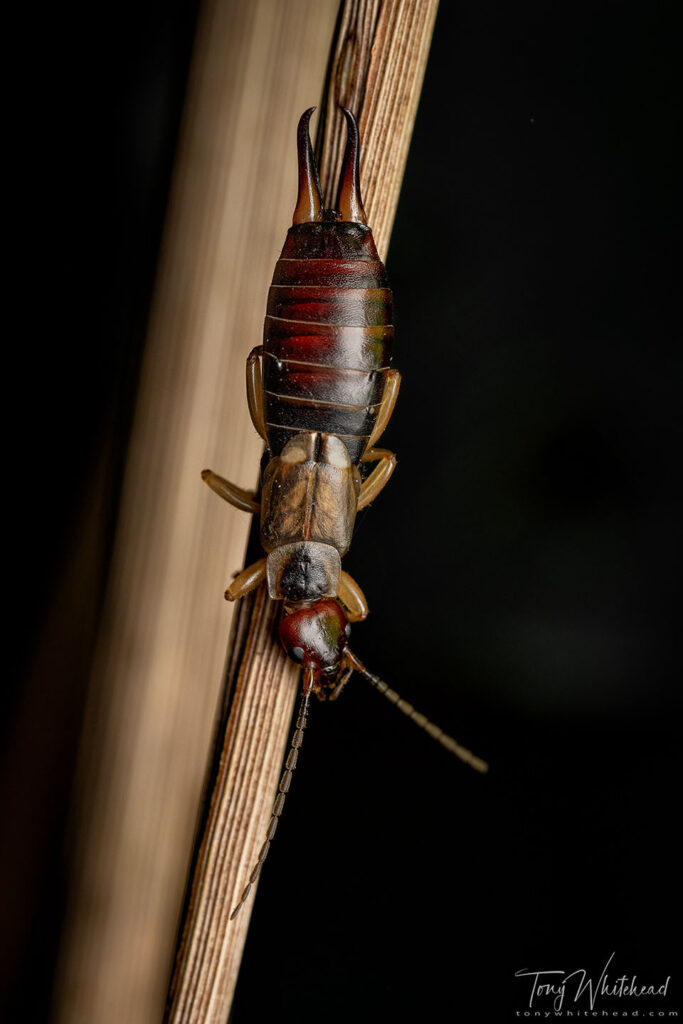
left=278, top=599, right=351, bottom=695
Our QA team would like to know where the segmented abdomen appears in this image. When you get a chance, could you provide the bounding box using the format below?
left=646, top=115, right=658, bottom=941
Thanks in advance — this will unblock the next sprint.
left=263, top=221, right=393, bottom=464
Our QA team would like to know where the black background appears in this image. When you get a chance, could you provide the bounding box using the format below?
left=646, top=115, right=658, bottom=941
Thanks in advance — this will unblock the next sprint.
left=3, top=1, right=680, bottom=1021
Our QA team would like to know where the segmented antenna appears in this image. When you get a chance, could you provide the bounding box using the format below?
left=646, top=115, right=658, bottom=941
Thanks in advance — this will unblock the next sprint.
left=345, top=651, right=489, bottom=773
left=229, top=690, right=311, bottom=920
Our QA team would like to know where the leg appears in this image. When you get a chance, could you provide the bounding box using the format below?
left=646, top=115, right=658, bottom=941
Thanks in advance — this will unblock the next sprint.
left=338, top=570, right=369, bottom=622
left=362, top=369, right=401, bottom=459
left=357, top=450, right=396, bottom=510
left=202, top=469, right=260, bottom=514
left=225, top=558, right=267, bottom=601
left=246, top=345, right=268, bottom=441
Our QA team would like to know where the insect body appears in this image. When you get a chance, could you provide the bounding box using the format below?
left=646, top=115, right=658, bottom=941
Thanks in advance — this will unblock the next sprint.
left=202, top=108, right=486, bottom=918
left=203, top=108, right=400, bottom=690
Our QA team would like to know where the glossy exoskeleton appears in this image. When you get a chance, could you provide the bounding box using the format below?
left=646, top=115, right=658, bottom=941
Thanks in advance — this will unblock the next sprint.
left=202, top=109, right=487, bottom=918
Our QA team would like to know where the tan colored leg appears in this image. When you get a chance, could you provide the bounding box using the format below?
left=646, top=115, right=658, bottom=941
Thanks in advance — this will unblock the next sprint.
left=201, top=469, right=260, bottom=514
left=357, top=451, right=396, bottom=510
left=246, top=346, right=268, bottom=441
left=362, top=369, right=401, bottom=459
left=362, top=446, right=392, bottom=462
left=338, top=570, right=369, bottom=622
left=225, top=558, right=267, bottom=601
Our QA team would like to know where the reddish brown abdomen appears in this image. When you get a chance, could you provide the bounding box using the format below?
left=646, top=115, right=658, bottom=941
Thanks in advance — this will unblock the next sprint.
left=263, top=221, right=393, bottom=464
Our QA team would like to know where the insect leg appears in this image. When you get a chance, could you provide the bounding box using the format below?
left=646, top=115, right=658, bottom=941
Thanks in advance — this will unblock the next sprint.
left=357, top=450, right=397, bottom=509
left=338, top=571, right=369, bottom=622
left=225, top=559, right=267, bottom=601
left=201, top=469, right=260, bottom=514
left=246, top=345, right=268, bottom=441
left=362, top=369, right=401, bottom=459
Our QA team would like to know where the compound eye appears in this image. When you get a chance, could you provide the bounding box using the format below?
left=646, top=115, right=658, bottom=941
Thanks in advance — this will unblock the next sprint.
left=345, top=623, right=352, bottom=638
left=288, top=646, right=305, bottom=663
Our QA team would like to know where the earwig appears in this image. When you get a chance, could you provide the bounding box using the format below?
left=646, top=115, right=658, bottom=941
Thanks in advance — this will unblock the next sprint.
left=203, top=108, right=487, bottom=920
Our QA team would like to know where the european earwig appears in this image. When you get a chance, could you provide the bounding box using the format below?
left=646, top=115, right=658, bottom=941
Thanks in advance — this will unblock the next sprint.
left=202, top=108, right=487, bottom=919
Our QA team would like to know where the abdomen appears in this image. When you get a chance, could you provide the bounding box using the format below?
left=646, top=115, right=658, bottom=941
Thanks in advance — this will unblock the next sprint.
left=262, top=221, right=393, bottom=464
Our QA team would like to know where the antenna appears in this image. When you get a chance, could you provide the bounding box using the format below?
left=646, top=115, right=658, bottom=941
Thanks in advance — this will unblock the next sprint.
left=345, top=650, right=489, bottom=773
left=229, top=687, right=312, bottom=920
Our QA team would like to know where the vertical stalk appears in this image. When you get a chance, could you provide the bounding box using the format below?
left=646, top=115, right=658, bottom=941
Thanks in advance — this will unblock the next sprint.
left=51, top=3, right=338, bottom=1023
left=164, top=2, right=439, bottom=1022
